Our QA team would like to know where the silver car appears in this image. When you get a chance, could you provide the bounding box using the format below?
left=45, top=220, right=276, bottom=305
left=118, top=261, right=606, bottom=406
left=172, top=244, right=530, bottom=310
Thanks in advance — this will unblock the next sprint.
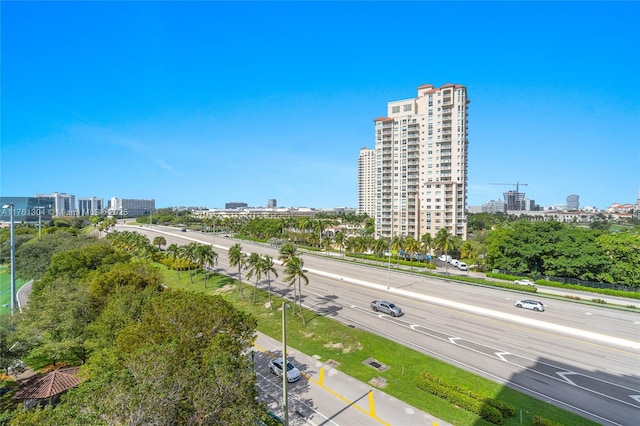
left=268, top=357, right=301, bottom=382
left=515, top=299, right=545, bottom=312
left=514, top=279, right=535, bottom=286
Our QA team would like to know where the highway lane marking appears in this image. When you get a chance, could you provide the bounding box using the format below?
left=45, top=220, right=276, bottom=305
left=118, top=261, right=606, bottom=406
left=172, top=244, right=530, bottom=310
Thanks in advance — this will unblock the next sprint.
left=302, top=266, right=640, bottom=350
left=325, top=308, right=628, bottom=426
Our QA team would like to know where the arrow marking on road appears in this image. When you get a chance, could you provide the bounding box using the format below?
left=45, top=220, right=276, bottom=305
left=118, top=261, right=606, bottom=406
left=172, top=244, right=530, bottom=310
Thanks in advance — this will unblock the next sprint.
left=495, top=352, right=512, bottom=362
left=557, top=371, right=579, bottom=386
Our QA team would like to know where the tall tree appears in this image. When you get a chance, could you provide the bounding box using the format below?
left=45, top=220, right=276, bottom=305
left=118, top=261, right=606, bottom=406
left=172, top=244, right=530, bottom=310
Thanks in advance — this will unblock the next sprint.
left=195, top=244, right=218, bottom=288
left=228, top=243, right=247, bottom=299
left=56, top=291, right=262, bottom=425
left=334, top=231, right=346, bottom=258
left=421, top=233, right=434, bottom=263
left=404, top=236, right=421, bottom=268
left=435, top=228, right=457, bottom=273
left=152, top=236, right=166, bottom=250
left=283, top=255, right=309, bottom=324
left=246, top=252, right=263, bottom=303
left=391, top=235, right=404, bottom=264
left=260, top=255, right=279, bottom=309
left=278, top=242, right=298, bottom=265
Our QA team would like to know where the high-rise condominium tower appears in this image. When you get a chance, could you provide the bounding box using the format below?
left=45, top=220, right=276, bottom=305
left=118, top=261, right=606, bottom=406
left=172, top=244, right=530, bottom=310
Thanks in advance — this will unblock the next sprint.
left=358, top=147, right=377, bottom=216
left=372, top=83, right=469, bottom=241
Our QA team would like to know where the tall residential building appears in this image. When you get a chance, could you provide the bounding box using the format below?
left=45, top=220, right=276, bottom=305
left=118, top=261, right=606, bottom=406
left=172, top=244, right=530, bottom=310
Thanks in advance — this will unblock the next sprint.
left=371, top=83, right=469, bottom=240
left=357, top=147, right=377, bottom=216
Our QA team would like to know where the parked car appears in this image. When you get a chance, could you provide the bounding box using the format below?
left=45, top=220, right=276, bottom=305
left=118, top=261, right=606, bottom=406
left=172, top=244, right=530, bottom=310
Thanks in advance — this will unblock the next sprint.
left=438, top=254, right=452, bottom=262
left=180, top=228, right=187, bottom=232
left=515, top=300, right=545, bottom=312
left=514, top=279, right=535, bottom=286
left=268, top=357, right=301, bottom=382
left=450, top=259, right=460, bottom=267
left=457, top=262, right=468, bottom=271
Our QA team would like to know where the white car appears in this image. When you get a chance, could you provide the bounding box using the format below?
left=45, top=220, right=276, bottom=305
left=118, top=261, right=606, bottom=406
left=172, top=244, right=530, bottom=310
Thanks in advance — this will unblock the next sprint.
left=269, top=357, right=301, bottom=382
left=457, top=262, right=468, bottom=271
left=514, top=279, right=535, bottom=286
left=515, top=299, right=545, bottom=312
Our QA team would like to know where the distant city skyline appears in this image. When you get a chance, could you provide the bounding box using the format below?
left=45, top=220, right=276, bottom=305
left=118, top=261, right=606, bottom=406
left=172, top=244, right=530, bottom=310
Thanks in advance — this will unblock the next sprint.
left=2, top=2, right=638, bottom=210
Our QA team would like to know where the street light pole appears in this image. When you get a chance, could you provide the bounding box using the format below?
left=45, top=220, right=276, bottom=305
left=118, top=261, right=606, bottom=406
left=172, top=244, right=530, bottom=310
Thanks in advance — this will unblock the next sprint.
left=2, top=203, right=16, bottom=315
left=282, top=302, right=289, bottom=426
left=387, top=238, right=392, bottom=291
left=38, top=205, right=47, bottom=238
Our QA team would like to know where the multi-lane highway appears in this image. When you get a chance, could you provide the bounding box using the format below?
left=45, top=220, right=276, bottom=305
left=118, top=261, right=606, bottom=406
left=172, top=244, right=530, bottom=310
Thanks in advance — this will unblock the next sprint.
left=120, top=224, right=640, bottom=426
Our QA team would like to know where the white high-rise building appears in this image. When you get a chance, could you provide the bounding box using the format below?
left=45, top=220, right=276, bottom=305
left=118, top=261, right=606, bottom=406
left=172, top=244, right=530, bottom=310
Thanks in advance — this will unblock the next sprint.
left=35, top=192, right=77, bottom=216
left=371, top=84, right=469, bottom=240
left=78, top=197, right=104, bottom=216
left=357, top=147, right=377, bottom=217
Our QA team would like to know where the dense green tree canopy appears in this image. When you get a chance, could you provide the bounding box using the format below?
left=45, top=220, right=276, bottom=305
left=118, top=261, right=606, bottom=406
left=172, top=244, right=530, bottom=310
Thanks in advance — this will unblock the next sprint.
left=486, top=221, right=638, bottom=285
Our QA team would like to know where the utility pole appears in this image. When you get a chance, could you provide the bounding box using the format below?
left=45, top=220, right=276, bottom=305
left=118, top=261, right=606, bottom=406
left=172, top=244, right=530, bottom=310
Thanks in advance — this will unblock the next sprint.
left=282, top=303, right=289, bottom=426
left=2, top=203, right=16, bottom=315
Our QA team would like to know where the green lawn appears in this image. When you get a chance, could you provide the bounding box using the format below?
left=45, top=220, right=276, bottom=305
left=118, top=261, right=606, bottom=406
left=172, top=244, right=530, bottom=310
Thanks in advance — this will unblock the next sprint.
left=0, top=266, right=25, bottom=316
left=161, top=265, right=598, bottom=426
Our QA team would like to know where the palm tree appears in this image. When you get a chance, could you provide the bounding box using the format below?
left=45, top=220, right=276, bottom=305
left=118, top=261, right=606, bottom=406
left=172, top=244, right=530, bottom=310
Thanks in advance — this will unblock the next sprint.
left=372, top=238, right=388, bottom=258
left=181, top=243, right=199, bottom=284
left=435, top=228, right=456, bottom=274
left=166, top=243, right=182, bottom=279
left=283, top=255, right=308, bottom=324
left=322, top=237, right=333, bottom=255
left=404, top=236, right=421, bottom=269
left=246, top=252, right=263, bottom=303
left=228, top=243, right=247, bottom=299
left=460, top=240, right=477, bottom=272
left=196, top=244, right=217, bottom=288
left=421, top=233, right=434, bottom=264
left=334, top=231, right=345, bottom=258
left=152, top=236, right=166, bottom=250
left=312, top=219, right=329, bottom=248
left=391, top=235, right=404, bottom=264
left=260, top=255, right=279, bottom=309
left=278, top=242, right=298, bottom=266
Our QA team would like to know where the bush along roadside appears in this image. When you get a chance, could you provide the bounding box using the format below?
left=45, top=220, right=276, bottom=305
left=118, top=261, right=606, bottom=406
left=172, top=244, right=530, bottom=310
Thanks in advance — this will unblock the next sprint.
left=415, top=372, right=515, bottom=425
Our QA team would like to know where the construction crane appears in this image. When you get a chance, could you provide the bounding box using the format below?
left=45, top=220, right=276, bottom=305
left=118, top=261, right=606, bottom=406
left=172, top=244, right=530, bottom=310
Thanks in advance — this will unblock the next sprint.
left=489, top=181, right=528, bottom=193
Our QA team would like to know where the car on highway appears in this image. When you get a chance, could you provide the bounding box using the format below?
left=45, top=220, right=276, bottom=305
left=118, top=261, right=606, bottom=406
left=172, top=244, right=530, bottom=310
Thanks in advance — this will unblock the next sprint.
left=371, top=300, right=403, bottom=317
left=514, top=279, right=535, bottom=286
left=268, top=357, right=301, bottom=382
left=515, top=299, right=545, bottom=311
left=180, top=228, right=187, bottom=232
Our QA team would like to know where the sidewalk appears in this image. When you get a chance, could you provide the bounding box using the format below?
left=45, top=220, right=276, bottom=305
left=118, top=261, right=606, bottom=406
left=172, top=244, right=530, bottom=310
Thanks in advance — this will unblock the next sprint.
left=254, top=331, right=450, bottom=426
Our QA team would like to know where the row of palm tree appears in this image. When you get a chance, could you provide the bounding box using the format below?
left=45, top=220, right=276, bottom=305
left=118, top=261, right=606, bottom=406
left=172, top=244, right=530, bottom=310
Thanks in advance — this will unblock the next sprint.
left=278, top=243, right=308, bottom=324
left=228, top=242, right=308, bottom=323
left=327, top=229, right=460, bottom=263
left=166, top=242, right=218, bottom=286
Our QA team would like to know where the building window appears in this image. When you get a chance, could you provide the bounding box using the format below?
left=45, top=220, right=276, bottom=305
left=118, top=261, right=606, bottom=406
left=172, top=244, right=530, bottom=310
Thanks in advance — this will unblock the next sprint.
left=392, top=106, right=400, bottom=113
left=404, top=104, right=412, bottom=112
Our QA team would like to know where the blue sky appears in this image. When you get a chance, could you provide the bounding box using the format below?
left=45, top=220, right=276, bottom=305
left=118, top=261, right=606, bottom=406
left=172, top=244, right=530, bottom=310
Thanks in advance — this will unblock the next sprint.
left=2, top=1, right=639, bottom=210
